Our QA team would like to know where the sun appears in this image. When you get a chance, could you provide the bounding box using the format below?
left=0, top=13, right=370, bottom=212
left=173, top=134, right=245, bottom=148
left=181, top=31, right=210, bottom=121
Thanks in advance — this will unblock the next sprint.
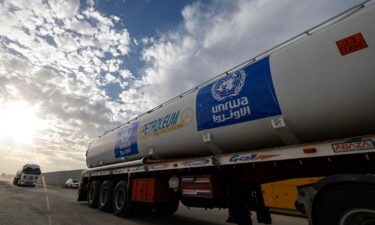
left=0, top=101, right=40, bottom=144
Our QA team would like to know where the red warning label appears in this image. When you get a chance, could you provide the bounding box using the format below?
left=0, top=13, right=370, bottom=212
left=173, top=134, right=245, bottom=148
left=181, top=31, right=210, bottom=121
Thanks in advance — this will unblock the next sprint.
left=336, top=33, right=368, bottom=56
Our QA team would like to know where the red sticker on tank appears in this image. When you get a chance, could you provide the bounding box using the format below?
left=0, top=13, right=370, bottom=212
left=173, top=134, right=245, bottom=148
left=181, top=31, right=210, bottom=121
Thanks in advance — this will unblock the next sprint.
left=336, top=33, right=368, bottom=56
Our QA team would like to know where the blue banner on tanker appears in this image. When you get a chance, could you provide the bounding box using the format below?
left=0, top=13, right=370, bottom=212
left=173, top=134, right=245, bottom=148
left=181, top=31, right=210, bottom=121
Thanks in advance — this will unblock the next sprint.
left=114, top=121, right=139, bottom=158
left=196, top=57, right=281, bottom=131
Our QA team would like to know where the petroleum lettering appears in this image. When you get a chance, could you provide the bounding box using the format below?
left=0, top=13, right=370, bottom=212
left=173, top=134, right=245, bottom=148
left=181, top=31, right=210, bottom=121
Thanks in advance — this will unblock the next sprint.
left=142, top=110, right=180, bottom=136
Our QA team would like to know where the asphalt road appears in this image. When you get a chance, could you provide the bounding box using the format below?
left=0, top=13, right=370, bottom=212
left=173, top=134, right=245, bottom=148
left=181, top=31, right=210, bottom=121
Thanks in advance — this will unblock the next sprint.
left=0, top=179, right=308, bottom=225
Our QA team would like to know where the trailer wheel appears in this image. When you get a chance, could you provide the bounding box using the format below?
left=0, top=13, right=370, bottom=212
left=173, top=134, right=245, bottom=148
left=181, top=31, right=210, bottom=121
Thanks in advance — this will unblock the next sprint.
left=99, top=180, right=115, bottom=212
left=313, top=184, right=375, bottom=225
left=113, top=181, right=134, bottom=217
left=155, top=194, right=179, bottom=216
left=88, top=180, right=101, bottom=208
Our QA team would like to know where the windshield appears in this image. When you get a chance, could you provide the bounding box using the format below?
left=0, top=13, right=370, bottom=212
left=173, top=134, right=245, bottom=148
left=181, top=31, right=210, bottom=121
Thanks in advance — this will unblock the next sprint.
left=22, top=164, right=40, bottom=174
left=23, top=167, right=41, bottom=175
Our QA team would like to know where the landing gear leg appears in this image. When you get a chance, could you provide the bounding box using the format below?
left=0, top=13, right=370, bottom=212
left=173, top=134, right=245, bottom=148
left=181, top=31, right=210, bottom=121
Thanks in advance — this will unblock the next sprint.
left=226, top=183, right=272, bottom=225
left=226, top=185, right=253, bottom=225
left=254, top=184, right=272, bottom=224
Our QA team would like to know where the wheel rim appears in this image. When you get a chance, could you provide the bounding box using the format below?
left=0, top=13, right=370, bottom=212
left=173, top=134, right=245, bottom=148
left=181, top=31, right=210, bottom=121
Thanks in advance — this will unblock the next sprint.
left=100, top=187, right=108, bottom=206
left=340, top=208, right=375, bottom=225
left=115, top=189, right=125, bottom=210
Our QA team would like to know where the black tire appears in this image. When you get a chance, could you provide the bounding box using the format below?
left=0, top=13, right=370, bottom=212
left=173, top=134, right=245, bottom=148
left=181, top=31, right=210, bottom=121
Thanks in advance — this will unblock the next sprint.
left=113, top=180, right=134, bottom=217
left=88, top=180, right=102, bottom=208
left=78, top=182, right=89, bottom=201
left=13, top=178, right=17, bottom=185
left=99, top=180, right=115, bottom=212
left=313, top=184, right=375, bottom=225
left=155, top=194, right=179, bottom=216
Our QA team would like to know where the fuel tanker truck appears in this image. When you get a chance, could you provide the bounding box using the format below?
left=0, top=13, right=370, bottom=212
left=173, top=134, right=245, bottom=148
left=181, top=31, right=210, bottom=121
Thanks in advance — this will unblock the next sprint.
left=78, top=2, right=375, bottom=225
left=13, top=164, right=41, bottom=187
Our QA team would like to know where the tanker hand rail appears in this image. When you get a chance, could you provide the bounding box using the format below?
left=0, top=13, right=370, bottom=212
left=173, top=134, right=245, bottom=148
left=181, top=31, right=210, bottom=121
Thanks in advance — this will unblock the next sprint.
left=103, top=0, right=370, bottom=136
left=87, top=158, right=145, bottom=171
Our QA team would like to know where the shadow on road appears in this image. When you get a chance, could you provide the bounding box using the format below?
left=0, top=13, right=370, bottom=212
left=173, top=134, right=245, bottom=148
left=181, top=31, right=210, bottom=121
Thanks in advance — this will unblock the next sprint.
left=77, top=201, right=223, bottom=225
left=133, top=215, right=222, bottom=225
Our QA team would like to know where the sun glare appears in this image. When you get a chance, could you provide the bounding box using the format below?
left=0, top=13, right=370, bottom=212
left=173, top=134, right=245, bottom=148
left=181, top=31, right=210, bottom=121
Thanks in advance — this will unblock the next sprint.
left=0, top=101, right=40, bottom=144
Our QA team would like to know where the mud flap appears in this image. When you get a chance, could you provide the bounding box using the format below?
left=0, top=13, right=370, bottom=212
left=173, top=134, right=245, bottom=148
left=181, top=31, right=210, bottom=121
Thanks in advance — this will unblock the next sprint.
left=77, top=177, right=89, bottom=201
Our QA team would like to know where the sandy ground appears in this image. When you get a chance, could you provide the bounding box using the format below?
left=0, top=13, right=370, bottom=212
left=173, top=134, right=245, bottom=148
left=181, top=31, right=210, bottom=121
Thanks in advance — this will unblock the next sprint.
left=0, top=179, right=308, bottom=225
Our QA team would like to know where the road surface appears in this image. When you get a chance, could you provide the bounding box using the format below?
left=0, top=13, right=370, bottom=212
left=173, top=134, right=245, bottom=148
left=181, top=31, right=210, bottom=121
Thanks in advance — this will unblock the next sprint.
left=0, top=179, right=308, bottom=225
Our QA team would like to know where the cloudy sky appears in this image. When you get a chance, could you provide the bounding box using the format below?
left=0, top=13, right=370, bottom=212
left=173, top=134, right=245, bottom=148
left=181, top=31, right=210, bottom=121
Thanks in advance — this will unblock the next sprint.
left=0, top=0, right=364, bottom=174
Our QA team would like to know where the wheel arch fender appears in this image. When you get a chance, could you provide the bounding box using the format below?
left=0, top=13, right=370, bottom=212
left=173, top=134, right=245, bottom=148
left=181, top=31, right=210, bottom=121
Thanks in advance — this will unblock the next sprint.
left=311, top=174, right=375, bottom=224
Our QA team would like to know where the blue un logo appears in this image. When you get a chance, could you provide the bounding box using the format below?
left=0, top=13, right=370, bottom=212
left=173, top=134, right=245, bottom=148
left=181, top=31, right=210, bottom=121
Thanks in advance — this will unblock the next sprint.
left=211, top=70, right=246, bottom=101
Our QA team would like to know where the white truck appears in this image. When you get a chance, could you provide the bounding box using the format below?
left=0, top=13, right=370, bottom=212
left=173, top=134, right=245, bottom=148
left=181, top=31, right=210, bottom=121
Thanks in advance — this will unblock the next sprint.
left=13, top=164, right=41, bottom=187
left=78, top=2, right=375, bottom=225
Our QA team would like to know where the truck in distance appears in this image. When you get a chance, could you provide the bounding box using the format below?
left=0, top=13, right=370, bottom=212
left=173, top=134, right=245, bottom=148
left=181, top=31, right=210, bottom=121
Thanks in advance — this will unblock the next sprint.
left=13, top=164, right=41, bottom=187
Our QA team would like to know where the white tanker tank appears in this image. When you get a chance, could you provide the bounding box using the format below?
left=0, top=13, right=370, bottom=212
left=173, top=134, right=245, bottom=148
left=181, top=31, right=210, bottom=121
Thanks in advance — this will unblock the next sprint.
left=87, top=4, right=375, bottom=168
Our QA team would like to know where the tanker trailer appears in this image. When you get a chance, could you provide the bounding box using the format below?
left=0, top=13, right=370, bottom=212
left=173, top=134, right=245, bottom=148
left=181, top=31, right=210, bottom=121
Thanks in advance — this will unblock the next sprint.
left=80, top=2, right=375, bottom=225
left=13, top=164, right=41, bottom=187
left=86, top=1, right=375, bottom=169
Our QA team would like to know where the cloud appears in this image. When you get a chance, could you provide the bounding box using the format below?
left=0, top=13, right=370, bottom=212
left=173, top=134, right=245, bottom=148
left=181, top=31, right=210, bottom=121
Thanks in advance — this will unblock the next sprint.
left=49, top=0, right=80, bottom=19
left=137, top=0, right=363, bottom=108
left=105, top=73, right=118, bottom=84
left=119, top=69, right=134, bottom=79
left=119, top=88, right=148, bottom=114
left=0, top=0, right=133, bottom=173
left=141, top=37, right=154, bottom=45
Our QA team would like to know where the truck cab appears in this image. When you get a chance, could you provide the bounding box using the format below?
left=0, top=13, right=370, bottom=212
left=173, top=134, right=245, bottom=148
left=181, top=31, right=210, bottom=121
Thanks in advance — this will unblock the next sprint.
left=13, top=164, right=41, bottom=187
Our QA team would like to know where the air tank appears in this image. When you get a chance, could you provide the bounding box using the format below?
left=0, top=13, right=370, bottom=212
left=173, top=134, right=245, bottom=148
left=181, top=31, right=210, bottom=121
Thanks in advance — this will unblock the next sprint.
left=86, top=4, right=375, bottom=168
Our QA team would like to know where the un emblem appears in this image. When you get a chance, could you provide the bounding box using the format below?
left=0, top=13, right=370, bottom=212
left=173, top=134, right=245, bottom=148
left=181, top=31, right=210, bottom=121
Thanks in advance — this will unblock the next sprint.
left=211, top=70, right=246, bottom=101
